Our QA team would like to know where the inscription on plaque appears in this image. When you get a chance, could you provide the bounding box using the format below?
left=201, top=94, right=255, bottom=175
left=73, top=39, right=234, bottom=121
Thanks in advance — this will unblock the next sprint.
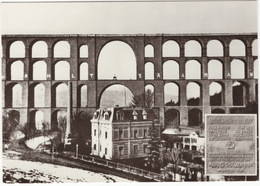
left=205, top=114, right=257, bottom=175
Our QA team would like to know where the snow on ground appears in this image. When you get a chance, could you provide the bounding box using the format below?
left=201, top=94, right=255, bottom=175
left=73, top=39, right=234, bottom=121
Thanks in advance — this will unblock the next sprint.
left=25, top=135, right=54, bottom=149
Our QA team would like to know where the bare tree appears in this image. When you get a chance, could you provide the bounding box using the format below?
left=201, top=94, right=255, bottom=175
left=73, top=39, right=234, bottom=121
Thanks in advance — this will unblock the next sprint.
left=165, top=147, right=182, bottom=181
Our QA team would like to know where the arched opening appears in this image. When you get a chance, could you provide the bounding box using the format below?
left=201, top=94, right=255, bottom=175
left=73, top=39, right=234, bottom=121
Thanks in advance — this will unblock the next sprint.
left=34, top=84, right=45, bottom=107
left=145, top=62, right=154, bottom=80
left=252, top=39, right=258, bottom=56
left=145, top=44, right=154, bottom=57
left=9, top=41, right=25, bottom=58
left=231, top=59, right=245, bottom=79
left=54, top=41, right=70, bottom=58
left=99, top=84, right=134, bottom=108
left=30, top=110, right=45, bottom=130
left=98, top=41, right=136, bottom=80
left=51, top=110, right=67, bottom=131
left=165, top=109, right=180, bottom=128
left=187, top=82, right=201, bottom=106
left=208, top=60, right=223, bottom=79
left=80, top=45, right=89, bottom=58
left=210, top=82, right=223, bottom=106
left=229, top=39, right=246, bottom=56
left=12, top=84, right=23, bottom=107
left=254, top=60, right=258, bottom=79
left=145, top=84, right=154, bottom=108
left=188, top=109, right=202, bottom=127
left=207, top=40, right=224, bottom=56
left=185, top=60, right=201, bottom=79
left=7, top=110, right=20, bottom=127
left=162, top=40, right=180, bottom=57
left=33, top=61, right=47, bottom=80
left=11, top=60, right=24, bottom=80
left=185, top=40, right=201, bottom=57
left=79, top=85, right=88, bottom=107
left=56, top=83, right=68, bottom=107
left=163, top=60, right=179, bottom=79
left=164, top=82, right=179, bottom=106
left=32, top=41, right=48, bottom=58
left=232, top=81, right=248, bottom=106
left=54, top=61, right=70, bottom=80
left=79, top=62, right=89, bottom=80
left=212, top=108, right=225, bottom=114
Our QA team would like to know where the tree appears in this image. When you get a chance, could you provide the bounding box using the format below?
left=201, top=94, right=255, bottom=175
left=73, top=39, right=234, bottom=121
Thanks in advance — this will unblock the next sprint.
left=165, top=147, right=182, bottom=181
left=3, top=110, right=20, bottom=143
left=130, top=89, right=154, bottom=108
left=57, top=116, right=67, bottom=144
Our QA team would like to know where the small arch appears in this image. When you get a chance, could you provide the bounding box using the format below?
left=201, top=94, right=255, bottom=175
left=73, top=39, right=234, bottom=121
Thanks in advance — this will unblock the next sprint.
left=145, top=44, right=154, bottom=57
left=145, top=62, right=154, bottom=80
left=212, top=108, right=225, bottom=114
left=185, top=40, right=202, bottom=57
left=54, top=41, right=70, bottom=58
left=56, top=83, right=68, bottom=107
left=232, top=81, right=249, bottom=106
left=79, top=62, right=89, bottom=80
left=32, top=41, right=48, bottom=58
left=185, top=60, right=201, bottom=79
left=210, top=82, right=223, bottom=106
left=254, top=60, right=258, bottom=79
left=207, top=40, right=224, bottom=57
left=12, top=84, right=23, bottom=107
left=9, top=41, right=25, bottom=58
left=79, top=85, right=88, bottom=107
left=80, top=45, right=89, bottom=58
left=11, top=60, right=24, bottom=80
left=187, top=82, right=201, bottom=106
left=34, top=84, right=45, bottom=107
left=162, top=40, right=180, bottom=57
left=164, top=82, right=179, bottom=106
left=145, top=84, right=154, bottom=108
left=33, top=61, right=47, bottom=80
left=7, top=110, right=20, bottom=127
left=231, top=59, right=245, bottom=79
left=54, top=61, right=70, bottom=80
left=188, top=108, right=202, bottom=126
left=208, top=60, right=223, bottom=79
left=252, top=39, right=258, bottom=56
left=165, top=109, right=180, bottom=127
left=229, top=39, right=246, bottom=56
left=163, top=60, right=179, bottom=80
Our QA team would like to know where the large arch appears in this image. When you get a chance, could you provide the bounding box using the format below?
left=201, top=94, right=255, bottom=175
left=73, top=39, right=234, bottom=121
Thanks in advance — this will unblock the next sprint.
left=145, top=44, right=154, bottom=57
left=229, top=39, right=246, bottom=56
left=98, top=41, right=137, bottom=80
left=185, top=40, right=201, bottom=57
left=9, top=41, right=25, bottom=58
left=252, top=39, right=258, bottom=56
left=32, top=41, right=48, bottom=58
left=34, top=84, right=45, bottom=107
left=163, top=60, right=179, bottom=80
left=162, top=40, right=180, bottom=57
left=207, top=40, right=224, bottom=57
left=232, top=81, right=249, bottom=106
left=208, top=60, right=223, bottom=79
left=231, top=59, right=245, bottom=79
left=210, top=82, right=224, bottom=106
left=33, top=61, right=47, bottom=80
left=53, top=41, right=70, bottom=58
left=11, top=60, right=24, bottom=80
left=80, top=45, right=89, bottom=58
left=145, top=84, right=154, bottom=108
left=79, top=62, right=89, bottom=80
left=55, top=83, right=68, bottom=107
left=164, top=82, right=179, bottom=106
left=185, top=60, right=201, bottom=79
left=187, top=82, right=201, bottom=106
left=145, top=62, right=154, bottom=80
left=165, top=109, right=180, bottom=127
left=188, top=108, right=202, bottom=127
left=54, top=61, right=70, bottom=80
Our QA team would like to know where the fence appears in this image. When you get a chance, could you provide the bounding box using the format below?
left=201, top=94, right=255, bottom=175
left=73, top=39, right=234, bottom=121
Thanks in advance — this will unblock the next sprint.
left=74, top=154, right=162, bottom=181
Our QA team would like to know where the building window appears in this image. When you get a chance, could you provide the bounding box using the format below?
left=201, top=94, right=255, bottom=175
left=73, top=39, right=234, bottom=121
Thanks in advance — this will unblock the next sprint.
left=138, top=129, right=143, bottom=138
left=93, top=144, right=96, bottom=150
left=185, top=145, right=190, bottom=150
left=143, top=129, right=147, bottom=138
left=191, top=138, right=197, bottom=143
left=143, top=144, right=148, bottom=153
left=134, top=129, right=138, bottom=138
left=192, top=146, right=197, bottom=151
left=105, top=132, right=107, bottom=139
left=184, top=138, right=190, bottom=143
left=100, top=145, right=102, bottom=151
left=119, top=129, right=123, bottom=139
left=113, top=130, right=119, bottom=139
left=105, top=114, right=109, bottom=120
left=94, top=129, right=96, bottom=136
left=119, top=146, right=124, bottom=156
left=123, top=129, right=128, bottom=139
left=134, top=145, right=138, bottom=155
left=105, top=148, right=108, bottom=155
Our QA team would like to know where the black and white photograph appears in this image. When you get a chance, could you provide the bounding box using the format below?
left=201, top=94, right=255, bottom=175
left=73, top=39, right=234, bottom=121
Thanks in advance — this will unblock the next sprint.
left=1, top=0, right=259, bottom=184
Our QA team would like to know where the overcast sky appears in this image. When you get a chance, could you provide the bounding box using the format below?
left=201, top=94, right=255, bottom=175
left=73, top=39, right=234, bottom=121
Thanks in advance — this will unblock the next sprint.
left=1, top=1, right=257, bottom=34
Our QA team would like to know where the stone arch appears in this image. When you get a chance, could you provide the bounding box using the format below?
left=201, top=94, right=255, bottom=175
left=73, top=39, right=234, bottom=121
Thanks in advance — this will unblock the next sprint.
left=80, top=45, right=89, bottom=58
left=145, top=62, right=154, bottom=80
left=208, top=60, right=223, bottom=79
left=163, top=60, right=179, bottom=80
left=207, top=39, right=224, bottom=57
left=254, top=59, right=258, bottom=79
left=164, top=82, right=179, bottom=106
left=252, top=39, right=258, bottom=56
left=232, top=81, right=249, bottom=106
left=31, top=41, right=48, bottom=58
left=54, top=83, right=68, bottom=107
left=145, top=44, right=154, bottom=57
left=188, top=108, right=202, bottom=126
left=12, top=84, right=23, bottom=107
left=98, top=41, right=137, bottom=80
left=9, top=41, right=25, bottom=58
left=51, top=110, right=67, bottom=130
left=145, top=84, right=154, bottom=107
left=229, top=39, right=246, bottom=56
left=54, top=61, right=70, bottom=80
left=28, top=83, right=45, bottom=108
left=53, top=41, right=70, bottom=58
left=10, top=60, right=24, bottom=80
left=187, top=82, right=201, bottom=106
left=210, top=82, right=224, bottom=106
left=29, top=110, right=44, bottom=130
left=211, top=108, right=225, bottom=114
left=7, top=110, right=20, bottom=127
left=165, top=109, right=180, bottom=127
left=185, top=60, right=201, bottom=79
left=78, top=84, right=88, bottom=107
left=231, top=59, right=246, bottom=79
left=162, top=40, right=180, bottom=57
left=185, top=40, right=202, bottom=57
left=32, top=61, right=47, bottom=80
left=79, top=62, right=89, bottom=80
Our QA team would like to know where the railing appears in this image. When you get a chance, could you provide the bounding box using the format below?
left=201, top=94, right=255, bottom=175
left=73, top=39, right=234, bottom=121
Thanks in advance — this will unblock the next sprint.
left=75, top=154, right=162, bottom=181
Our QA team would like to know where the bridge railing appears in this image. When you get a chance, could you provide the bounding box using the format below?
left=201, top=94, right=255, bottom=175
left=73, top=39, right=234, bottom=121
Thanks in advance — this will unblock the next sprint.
left=75, top=154, right=162, bottom=181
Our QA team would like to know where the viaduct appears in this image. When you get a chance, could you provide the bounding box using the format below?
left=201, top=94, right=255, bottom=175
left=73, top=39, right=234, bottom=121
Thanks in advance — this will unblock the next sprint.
left=1, top=33, right=258, bottom=133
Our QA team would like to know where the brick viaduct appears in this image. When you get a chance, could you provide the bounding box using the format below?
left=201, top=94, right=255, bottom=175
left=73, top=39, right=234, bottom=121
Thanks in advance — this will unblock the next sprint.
left=1, top=33, right=258, bottom=131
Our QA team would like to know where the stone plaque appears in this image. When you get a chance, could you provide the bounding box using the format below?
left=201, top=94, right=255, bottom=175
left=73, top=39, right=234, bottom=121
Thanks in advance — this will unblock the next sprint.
left=205, top=114, right=257, bottom=175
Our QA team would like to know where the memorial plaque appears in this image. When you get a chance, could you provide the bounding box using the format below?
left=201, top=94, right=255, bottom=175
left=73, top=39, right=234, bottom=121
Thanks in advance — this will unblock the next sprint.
left=205, top=114, right=257, bottom=175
